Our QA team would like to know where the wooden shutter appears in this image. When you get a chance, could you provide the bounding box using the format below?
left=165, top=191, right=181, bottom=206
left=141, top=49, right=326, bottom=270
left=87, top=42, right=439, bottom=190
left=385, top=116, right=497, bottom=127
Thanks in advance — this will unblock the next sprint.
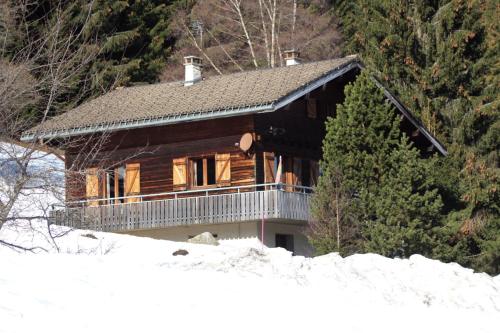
left=215, top=153, right=231, bottom=187
left=263, top=152, right=275, bottom=183
left=173, top=157, right=187, bottom=191
left=125, top=163, right=140, bottom=203
left=310, top=160, right=319, bottom=187
left=307, top=98, right=317, bottom=119
left=85, top=167, right=99, bottom=206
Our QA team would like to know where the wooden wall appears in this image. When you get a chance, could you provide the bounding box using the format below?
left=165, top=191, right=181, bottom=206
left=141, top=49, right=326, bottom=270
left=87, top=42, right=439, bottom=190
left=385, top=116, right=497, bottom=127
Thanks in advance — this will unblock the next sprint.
left=253, top=69, right=357, bottom=185
left=66, top=116, right=256, bottom=201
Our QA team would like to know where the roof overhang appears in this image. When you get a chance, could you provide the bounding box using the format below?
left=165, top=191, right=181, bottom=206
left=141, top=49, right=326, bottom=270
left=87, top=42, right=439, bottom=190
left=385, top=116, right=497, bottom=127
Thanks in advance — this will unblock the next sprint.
left=374, top=78, right=448, bottom=156
left=20, top=103, right=273, bottom=142
left=20, top=61, right=359, bottom=143
left=21, top=60, right=447, bottom=156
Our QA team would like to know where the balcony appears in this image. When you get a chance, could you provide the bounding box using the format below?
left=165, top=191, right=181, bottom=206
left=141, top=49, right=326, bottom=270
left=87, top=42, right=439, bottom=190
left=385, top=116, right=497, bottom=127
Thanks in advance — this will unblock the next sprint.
left=50, top=184, right=312, bottom=232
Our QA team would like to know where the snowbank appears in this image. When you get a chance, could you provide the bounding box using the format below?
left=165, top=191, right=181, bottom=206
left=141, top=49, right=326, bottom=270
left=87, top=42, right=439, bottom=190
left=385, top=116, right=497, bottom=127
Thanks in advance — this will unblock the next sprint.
left=0, top=224, right=499, bottom=333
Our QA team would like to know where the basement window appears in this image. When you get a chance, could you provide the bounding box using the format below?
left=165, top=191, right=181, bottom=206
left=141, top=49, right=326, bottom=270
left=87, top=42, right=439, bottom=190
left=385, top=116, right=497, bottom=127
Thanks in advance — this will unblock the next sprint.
left=190, top=156, right=216, bottom=187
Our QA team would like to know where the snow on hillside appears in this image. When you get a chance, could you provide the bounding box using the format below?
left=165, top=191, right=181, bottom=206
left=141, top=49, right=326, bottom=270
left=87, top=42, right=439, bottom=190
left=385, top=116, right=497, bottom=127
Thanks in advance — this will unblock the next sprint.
left=1, top=143, right=499, bottom=333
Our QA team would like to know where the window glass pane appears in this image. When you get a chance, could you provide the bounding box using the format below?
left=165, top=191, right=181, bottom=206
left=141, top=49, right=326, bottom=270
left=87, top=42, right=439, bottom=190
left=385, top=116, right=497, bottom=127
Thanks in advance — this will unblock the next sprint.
left=191, top=159, right=197, bottom=185
left=206, top=157, right=216, bottom=185
left=108, top=171, right=115, bottom=199
left=195, top=159, right=204, bottom=186
left=117, top=167, right=125, bottom=201
left=301, top=160, right=310, bottom=187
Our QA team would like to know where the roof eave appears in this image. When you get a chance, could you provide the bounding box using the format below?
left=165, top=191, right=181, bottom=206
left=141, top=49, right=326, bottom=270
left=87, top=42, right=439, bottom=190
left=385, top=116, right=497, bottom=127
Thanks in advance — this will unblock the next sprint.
left=371, top=77, right=448, bottom=156
left=21, top=58, right=447, bottom=157
left=20, top=103, right=274, bottom=142
left=273, top=61, right=359, bottom=110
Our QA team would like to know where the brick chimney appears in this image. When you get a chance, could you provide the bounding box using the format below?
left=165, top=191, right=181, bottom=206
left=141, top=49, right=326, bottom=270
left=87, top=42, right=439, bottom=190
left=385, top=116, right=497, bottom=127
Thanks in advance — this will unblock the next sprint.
left=184, top=56, right=203, bottom=86
left=284, top=49, right=300, bottom=66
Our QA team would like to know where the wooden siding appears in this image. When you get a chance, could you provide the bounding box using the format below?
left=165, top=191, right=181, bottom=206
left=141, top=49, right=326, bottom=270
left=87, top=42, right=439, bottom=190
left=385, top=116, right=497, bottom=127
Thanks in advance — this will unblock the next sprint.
left=66, top=116, right=255, bottom=201
left=253, top=71, right=355, bottom=161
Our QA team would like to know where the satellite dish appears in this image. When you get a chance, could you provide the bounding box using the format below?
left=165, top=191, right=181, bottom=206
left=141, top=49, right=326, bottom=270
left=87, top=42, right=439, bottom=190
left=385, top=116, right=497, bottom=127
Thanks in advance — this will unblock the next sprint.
left=239, top=133, right=253, bottom=152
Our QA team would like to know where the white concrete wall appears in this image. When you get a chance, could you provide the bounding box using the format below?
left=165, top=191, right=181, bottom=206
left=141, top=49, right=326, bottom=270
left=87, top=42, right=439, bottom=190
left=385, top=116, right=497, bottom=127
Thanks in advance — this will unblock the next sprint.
left=122, top=220, right=313, bottom=257
left=124, top=222, right=259, bottom=242
left=257, top=220, right=313, bottom=257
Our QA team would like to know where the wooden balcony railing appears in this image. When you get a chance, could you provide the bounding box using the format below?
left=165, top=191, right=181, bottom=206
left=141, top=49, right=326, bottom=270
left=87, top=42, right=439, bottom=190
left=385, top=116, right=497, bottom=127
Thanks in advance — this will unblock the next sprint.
left=50, top=183, right=312, bottom=232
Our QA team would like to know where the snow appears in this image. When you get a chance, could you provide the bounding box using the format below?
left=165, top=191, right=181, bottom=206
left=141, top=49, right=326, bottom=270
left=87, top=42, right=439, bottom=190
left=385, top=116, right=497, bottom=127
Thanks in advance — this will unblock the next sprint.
left=0, top=142, right=64, bottom=220
left=1, top=144, right=499, bottom=333
left=0, top=224, right=499, bottom=333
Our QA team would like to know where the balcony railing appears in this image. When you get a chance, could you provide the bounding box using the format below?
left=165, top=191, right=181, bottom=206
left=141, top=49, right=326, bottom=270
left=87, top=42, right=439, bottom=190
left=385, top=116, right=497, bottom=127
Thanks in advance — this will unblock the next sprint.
left=50, top=183, right=312, bottom=232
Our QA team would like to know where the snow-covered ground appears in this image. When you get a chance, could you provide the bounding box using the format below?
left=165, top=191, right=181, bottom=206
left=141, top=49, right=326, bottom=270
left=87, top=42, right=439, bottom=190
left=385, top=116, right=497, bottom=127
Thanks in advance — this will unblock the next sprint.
left=0, top=223, right=499, bottom=333
left=1, top=143, right=499, bottom=333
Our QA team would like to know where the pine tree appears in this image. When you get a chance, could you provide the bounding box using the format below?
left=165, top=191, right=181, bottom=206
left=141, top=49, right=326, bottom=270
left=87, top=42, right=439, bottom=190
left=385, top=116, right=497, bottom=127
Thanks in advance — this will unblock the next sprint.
left=5, top=0, right=181, bottom=116
left=311, top=71, right=443, bottom=258
left=336, top=0, right=499, bottom=273
left=365, top=136, right=443, bottom=257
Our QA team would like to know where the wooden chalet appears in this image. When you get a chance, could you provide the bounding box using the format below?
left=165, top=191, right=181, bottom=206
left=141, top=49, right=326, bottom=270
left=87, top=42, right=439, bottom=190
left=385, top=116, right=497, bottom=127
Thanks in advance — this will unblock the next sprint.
left=22, top=52, right=447, bottom=255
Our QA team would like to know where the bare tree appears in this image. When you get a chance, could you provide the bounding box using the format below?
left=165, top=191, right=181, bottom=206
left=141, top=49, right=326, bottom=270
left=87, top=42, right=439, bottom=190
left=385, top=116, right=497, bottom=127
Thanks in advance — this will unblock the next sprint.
left=0, top=0, right=111, bottom=251
left=162, top=0, right=343, bottom=81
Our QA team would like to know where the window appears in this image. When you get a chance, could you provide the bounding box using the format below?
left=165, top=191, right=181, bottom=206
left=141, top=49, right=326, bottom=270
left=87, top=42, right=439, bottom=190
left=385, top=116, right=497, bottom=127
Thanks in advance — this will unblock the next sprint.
left=190, top=156, right=216, bottom=187
left=173, top=154, right=230, bottom=191
left=275, top=234, right=294, bottom=253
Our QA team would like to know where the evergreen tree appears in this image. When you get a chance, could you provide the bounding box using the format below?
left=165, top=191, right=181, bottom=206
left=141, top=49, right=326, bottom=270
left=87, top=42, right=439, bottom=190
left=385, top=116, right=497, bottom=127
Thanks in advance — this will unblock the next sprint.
left=365, top=136, right=443, bottom=257
left=4, top=0, right=182, bottom=117
left=311, top=71, right=443, bottom=258
left=335, top=0, right=499, bottom=273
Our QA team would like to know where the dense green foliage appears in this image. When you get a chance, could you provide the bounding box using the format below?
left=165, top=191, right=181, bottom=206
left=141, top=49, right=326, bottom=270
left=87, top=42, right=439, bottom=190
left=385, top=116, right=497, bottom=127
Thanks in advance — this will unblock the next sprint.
left=4, top=0, right=183, bottom=114
left=310, top=72, right=443, bottom=258
left=319, top=0, right=499, bottom=274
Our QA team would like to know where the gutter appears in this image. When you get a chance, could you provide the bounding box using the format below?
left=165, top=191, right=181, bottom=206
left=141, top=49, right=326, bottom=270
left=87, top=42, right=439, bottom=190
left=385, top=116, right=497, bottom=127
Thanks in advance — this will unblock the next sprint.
left=20, top=103, right=274, bottom=142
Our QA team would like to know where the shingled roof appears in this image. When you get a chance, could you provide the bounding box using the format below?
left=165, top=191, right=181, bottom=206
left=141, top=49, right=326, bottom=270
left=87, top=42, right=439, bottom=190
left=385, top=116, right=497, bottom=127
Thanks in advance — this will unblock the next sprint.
left=22, top=56, right=359, bottom=140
